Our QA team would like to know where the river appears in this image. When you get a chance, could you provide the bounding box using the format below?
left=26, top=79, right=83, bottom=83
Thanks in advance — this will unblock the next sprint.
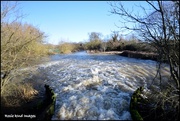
left=25, top=51, right=170, bottom=120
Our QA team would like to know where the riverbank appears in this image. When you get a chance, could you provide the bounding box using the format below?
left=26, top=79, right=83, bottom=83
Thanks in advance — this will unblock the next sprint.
left=86, top=50, right=158, bottom=61
left=87, top=50, right=123, bottom=55
left=118, top=50, right=158, bottom=61
left=1, top=82, right=56, bottom=120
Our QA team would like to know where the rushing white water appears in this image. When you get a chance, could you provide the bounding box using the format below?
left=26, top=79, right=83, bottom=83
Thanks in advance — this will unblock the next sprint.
left=26, top=51, right=170, bottom=120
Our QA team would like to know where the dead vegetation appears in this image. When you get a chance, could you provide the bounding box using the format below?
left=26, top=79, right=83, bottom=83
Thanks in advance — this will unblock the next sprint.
left=1, top=1, right=49, bottom=110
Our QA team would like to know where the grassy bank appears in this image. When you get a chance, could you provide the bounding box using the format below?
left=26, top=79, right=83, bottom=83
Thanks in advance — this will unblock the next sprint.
left=1, top=84, right=56, bottom=120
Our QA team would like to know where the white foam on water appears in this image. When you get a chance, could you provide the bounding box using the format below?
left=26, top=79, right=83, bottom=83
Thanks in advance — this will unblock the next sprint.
left=24, top=55, right=170, bottom=120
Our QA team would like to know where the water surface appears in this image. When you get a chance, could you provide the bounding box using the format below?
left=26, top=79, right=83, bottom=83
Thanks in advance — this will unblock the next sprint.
left=27, top=51, right=170, bottom=120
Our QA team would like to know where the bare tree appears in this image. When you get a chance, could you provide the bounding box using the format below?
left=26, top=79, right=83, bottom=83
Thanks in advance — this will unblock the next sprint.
left=1, top=1, right=46, bottom=95
left=110, top=0, right=179, bottom=87
left=106, top=31, right=121, bottom=51
left=111, top=31, right=120, bottom=42
left=109, top=0, right=179, bottom=120
left=85, top=32, right=102, bottom=51
left=88, top=32, right=102, bottom=41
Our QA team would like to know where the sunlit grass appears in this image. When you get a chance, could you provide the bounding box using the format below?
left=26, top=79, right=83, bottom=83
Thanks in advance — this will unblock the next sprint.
left=1, top=80, right=38, bottom=107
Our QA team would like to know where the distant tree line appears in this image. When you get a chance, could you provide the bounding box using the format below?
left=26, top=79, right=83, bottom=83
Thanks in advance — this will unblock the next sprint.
left=56, top=31, right=157, bottom=54
left=83, top=31, right=156, bottom=53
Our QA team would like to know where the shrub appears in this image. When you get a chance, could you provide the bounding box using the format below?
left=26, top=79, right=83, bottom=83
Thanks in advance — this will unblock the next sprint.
left=1, top=2, right=49, bottom=107
left=58, top=42, right=76, bottom=54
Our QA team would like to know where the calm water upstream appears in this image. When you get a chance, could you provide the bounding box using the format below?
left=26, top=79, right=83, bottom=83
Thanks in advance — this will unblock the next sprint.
left=25, top=51, right=170, bottom=120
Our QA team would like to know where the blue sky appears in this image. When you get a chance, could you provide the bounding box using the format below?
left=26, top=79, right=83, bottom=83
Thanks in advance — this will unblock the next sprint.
left=19, top=1, right=150, bottom=45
